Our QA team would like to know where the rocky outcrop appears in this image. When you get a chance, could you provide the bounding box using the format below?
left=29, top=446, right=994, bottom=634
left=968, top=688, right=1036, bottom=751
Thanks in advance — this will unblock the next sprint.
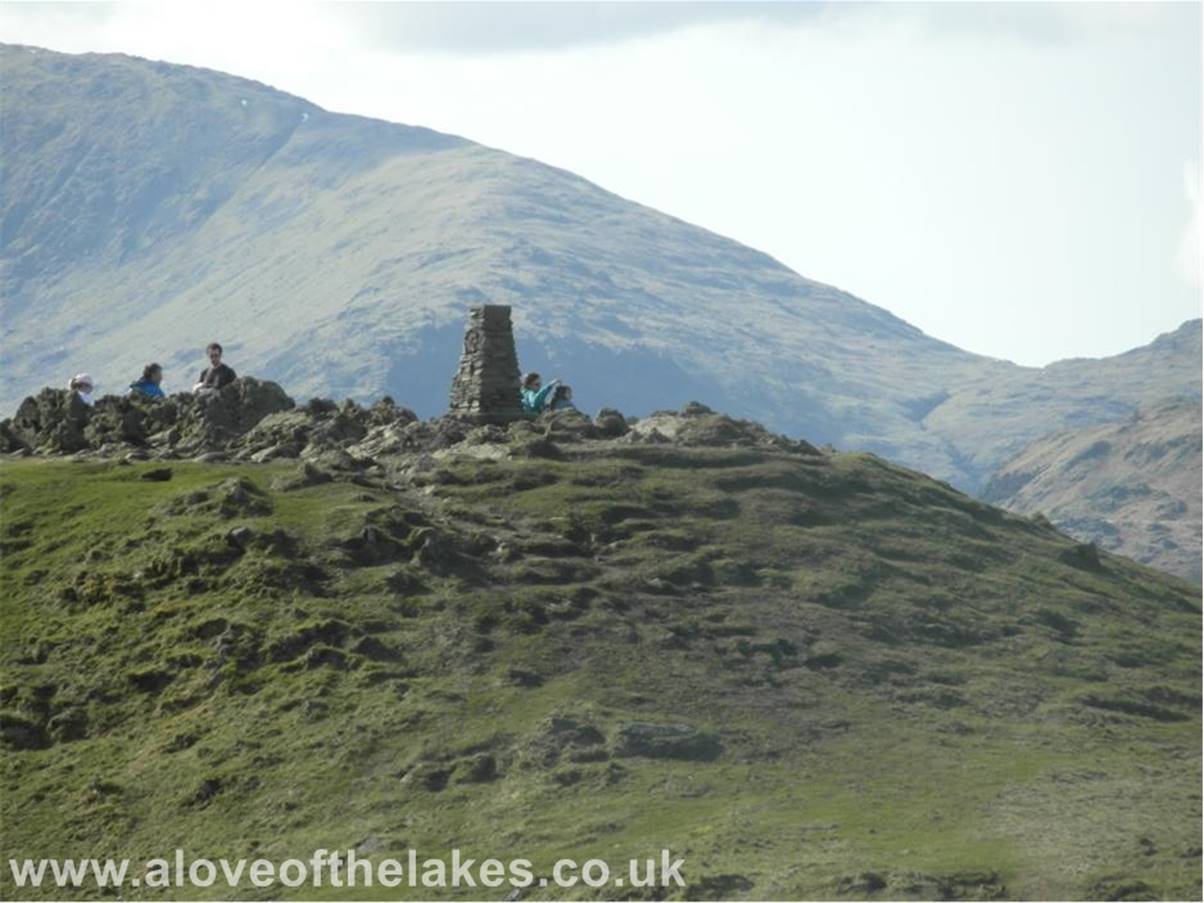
left=173, top=378, right=295, bottom=452
left=627, top=401, right=818, bottom=454
left=0, top=377, right=294, bottom=457
left=2, top=386, right=817, bottom=466
left=235, top=396, right=418, bottom=463
left=6, top=387, right=95, bottom=453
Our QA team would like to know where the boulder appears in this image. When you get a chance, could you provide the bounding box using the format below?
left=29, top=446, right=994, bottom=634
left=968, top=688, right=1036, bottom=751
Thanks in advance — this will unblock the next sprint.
left=366, top=396, right=418, bottom=428
left=8, top=388, right=92, bottom=453
left=543, top=409, right=599, bottom=442
left=0, top=418, right=29, bottom=453
left=234, top=410, right=313, bottom=459
left=594, top=407, right=629, bottom=438
left=348, top=424, right=413, bottom=458
left=84, top=395, right=154, bottom=448
left=226, top=526, right=254, bottom=550
left=174, top=377, right=294, bottom=452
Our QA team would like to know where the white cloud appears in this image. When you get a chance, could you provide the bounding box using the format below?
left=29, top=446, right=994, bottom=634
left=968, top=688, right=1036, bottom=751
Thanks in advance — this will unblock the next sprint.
left=10, top=0, right=1174, bottom=60
left=321, top=0, right=1190, bottom=55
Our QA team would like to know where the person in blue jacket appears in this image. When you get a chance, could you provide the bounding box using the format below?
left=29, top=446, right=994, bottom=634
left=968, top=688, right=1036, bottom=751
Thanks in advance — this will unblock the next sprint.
left=128, top=362, right=166, bottom=399
left=521, top=372, right=559, bottom=415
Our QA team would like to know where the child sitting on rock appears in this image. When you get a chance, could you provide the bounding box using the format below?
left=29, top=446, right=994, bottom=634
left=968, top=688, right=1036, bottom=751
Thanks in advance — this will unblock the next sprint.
left=549, top=384, right=577, bottom=412
left=67, top=373, right=95, bottom=407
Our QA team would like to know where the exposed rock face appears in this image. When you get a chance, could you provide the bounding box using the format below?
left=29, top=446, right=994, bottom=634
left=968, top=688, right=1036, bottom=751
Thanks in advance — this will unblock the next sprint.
left=1, top=377, right=294, bottom=456
left=628, top=402, right=819, bottom=453
left=8, top=388, right=94, bottom=453
left=174, top=378, right=295, bottom=452
left=447, top=305, right=522, bottom=423
left=983, top=399, right=1202, bottom=583
left=1, top=383, right=821, bottom=476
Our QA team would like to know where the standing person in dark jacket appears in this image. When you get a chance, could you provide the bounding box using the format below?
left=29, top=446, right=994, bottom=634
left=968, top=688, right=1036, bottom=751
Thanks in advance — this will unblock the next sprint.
left=128, top=363, right=166, bottom=399
left=193, top=343, right=237, bottom=393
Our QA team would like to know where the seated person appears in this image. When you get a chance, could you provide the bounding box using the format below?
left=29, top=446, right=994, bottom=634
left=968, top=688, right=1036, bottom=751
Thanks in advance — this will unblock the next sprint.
left=128, top=362, right=166, bottom=399
left=520, top=372, right=560, bottom=414
left=193, top=342, right=237, bottom=393
left=548, top=384, right=577, bottom=412
left=67, top=373, right=95, bottom=407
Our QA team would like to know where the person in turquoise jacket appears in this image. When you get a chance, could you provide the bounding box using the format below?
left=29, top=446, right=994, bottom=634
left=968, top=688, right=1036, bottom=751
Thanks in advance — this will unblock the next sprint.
left=521, top=372, right=559, bottom=414
left=128, top=362, right=166, bottom=399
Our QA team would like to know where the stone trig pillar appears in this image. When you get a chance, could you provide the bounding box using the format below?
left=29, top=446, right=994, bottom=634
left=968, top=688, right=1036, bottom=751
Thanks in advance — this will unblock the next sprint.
left=448, top=305, right=523, bottom=422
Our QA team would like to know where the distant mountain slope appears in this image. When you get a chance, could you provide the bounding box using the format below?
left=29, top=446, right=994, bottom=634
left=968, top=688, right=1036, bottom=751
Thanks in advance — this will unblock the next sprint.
left=1, top=44, right=1199, bottom=495
left=983, top=399, right=1202, bottom=583
left=927, top=322, right=1202, bottom=485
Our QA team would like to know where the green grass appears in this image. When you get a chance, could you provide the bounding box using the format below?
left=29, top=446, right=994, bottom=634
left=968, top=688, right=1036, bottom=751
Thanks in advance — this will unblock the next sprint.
left=1, top=451, right=1199, bottom=900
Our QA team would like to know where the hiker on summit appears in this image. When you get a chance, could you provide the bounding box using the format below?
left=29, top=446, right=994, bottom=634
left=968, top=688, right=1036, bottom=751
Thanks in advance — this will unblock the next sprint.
left=548, top=384, right=577, bottom=412
left=128, top=363, right=165, bottom=399
left=521, top=372, right=560, bottom=415
left=193, top=342, right=237, bottom=393
left=67, top=373, right=95, bottom=407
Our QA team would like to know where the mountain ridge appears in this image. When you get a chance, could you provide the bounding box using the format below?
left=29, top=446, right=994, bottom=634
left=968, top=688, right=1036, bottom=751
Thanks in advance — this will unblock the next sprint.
left=1, top=44, right=1198, bottom=501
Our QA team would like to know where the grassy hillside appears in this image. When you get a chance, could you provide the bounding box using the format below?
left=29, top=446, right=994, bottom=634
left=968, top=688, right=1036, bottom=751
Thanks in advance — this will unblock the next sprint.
left=2, top=414, right=1199, bottom=900
left=1, top=44, right=1198, bottom=494
left=984, top=399, right=1202, bottom=584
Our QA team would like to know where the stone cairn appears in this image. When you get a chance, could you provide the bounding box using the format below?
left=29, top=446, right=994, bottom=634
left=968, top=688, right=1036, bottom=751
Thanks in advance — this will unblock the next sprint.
left=448, top=305, right=523, bottom=423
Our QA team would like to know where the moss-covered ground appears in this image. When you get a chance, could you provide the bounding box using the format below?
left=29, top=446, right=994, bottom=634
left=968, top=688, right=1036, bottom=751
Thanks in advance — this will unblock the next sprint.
left=1, top=446, right=1199, bottom=899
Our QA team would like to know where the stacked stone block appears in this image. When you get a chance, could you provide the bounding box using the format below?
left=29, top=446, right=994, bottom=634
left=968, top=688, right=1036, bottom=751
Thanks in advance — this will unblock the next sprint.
left=448, top=305, right=523, bottom=422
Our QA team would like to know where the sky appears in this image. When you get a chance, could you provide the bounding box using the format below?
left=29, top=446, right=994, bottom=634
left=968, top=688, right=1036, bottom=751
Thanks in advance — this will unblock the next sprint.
left=1, top=0, right=1200, bottom=366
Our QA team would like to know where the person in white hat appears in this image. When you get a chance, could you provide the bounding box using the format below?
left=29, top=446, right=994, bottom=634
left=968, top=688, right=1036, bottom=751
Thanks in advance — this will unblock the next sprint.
left=67, top=373, right=95, bottom=407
